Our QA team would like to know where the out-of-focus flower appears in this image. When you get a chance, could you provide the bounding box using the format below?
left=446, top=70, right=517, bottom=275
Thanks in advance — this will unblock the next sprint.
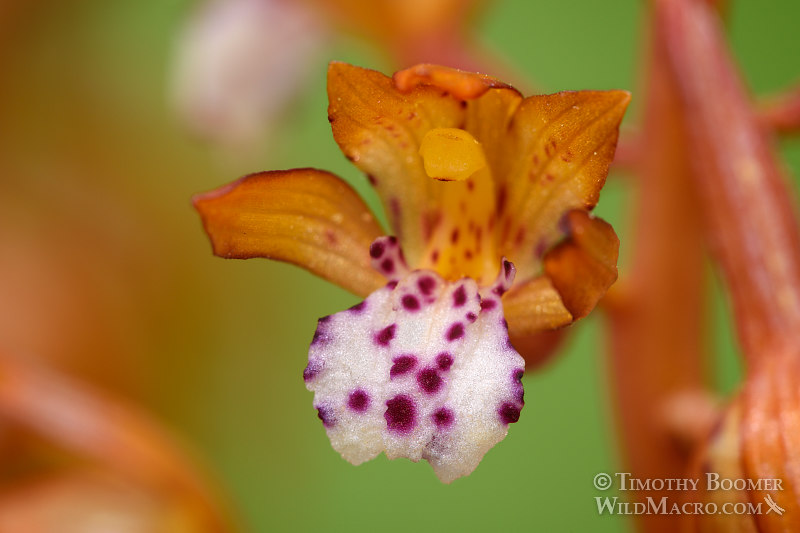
left=0, top=355, right=235, bottom=532
left=171, top=0, right=327, bottom=149
left=194, top=63, right=628, bottom=481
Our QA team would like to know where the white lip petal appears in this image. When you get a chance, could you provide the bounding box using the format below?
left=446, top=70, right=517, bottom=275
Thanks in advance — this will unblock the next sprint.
left=304, top=265, right=525, bottom=483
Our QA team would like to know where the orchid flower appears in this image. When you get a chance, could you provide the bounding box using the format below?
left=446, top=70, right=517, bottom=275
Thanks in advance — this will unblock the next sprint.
left=194, top=63, right=629, bottom=482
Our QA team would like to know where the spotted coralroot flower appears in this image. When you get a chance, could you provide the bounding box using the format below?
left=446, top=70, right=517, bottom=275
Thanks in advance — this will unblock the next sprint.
left=686, top=351, right=800, bottom=532
left=194, top=63, right=629, bottom=482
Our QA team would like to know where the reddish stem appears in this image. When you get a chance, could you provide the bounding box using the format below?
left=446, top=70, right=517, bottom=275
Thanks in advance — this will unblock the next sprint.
left=759, top=84, right=800, bottom=136
left=606, top=6, right=710, bottom=531
left=658, top=0, right=800, bottom=362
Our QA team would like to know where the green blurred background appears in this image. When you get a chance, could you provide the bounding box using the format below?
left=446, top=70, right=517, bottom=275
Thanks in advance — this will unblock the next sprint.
left=1, top=0, right=798, bottom=531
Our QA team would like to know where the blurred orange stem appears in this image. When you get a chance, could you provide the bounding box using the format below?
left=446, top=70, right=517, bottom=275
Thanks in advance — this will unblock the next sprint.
left=605, top=4, right=710, bottom=532
left=759, top=84, right=800, bottom=136
left=659, top=0, right=800, bottom=362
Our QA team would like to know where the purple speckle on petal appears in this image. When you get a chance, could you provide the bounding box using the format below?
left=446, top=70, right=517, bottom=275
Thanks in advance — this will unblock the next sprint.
left=466, top=312, right=477, bottom=323
left=317, top=405, right=336, bottom=428
left=348, top=300, right=367, bottom=313
left=418, top=276, right=436, bottom=295
left=385, top=394, right=417, bottom=433
left=375, top=324, right=397, bottom=346
left=499, top=402, right=521, bottom=424
left=417, top=367, right=443, bottom=394
left=348, top=389, right=370, bottom=413
left=432, top=407, right=454, bottom=429
left=453, top=285, right=467, bottom=307
left=436, top=352, right=453, bottom=371
left=386, top=280, right=398, bottom=290
left=513, top=369, right=524, bottom=384
left=446, top=322, right=465, bottom=341
left=303, top=360, right=322, bottom=382
left=480, top=299, right=497, bottom=311
left=503, top=259, right=513, bottom=277
left=401, top=294, right=420, bottom=311
left=381, top=258, right=395, bottom=274
left=390, top=355, right=418, bottom=378
left=370, top=241, right=385, bottom=258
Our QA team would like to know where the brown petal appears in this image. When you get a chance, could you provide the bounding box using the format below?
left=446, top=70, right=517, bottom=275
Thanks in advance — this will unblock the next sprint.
left=393, top=64, right=516, bottom=100
left=544, top=210, right=619, bottom=320
left=327, top=61, right=465, bottom=266
left=502, top=276, right=573, bottom=337
left=193, top=168, right=385, bottom=297
left=495, top=89, right=630, bottom=280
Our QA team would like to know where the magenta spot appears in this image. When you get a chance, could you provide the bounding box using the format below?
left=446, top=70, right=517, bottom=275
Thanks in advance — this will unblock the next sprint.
left=316, top=405, right=336, bottom=428
left=480, top=299, right=497, bottom=311
left=401, top=294, right=420, bottom=311
left=418, top=276, right=436, bottom=295
left=417, top=367, right=443, bottom=394
left=499, top=402, right=521, bottom=424
left=513, top=369, right=524, bottom=383
left=348, top=301, right=367, bottom=313
left=386, top=280, right=399, bottom=290
left=385, top=394, right=417, bottom=433
left=375, top=324, right=397, bottom=346
left=446, top=323, right=465, bottom=341
left=493, top=286, right=506, bottom=296
left=303, top=360, right=322, bottom=382
left=503, top=260, right=513, bottom=278
left=436, top=352, right=453, bottom=371
left=348, top=389, right=370, bottom=413
left=390, top=355, right=418, bottom=378
left=453, top=285, right=467, bottom=307
left=370, top=241, right=385, bottom=258
left=311, top=321, right=330, bottom=345
left=381, top=258, right=395, bottom=274
left=500, top=317, right=509, bottom=330
left=466, top=312, right=477, bottom=323
left=432, top=407, right=454, bottom=429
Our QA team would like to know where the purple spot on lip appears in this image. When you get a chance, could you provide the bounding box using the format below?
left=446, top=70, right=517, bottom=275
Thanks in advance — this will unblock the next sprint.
left=466, top=312, right=477, bottom=323
left=316, top=405, right=336, bottom=428
left=385, top=394, right=416, bottom=433
left=432, top=407, right=454, bottom=429
left=348, top=301, right=367, bottom=313
left=381, top=258, right=395, bottom=274
left=375, top=324, right=397, bottom=346
left=499, top=402, right=521, bottom=424
left=401, top=295, right=420, bottom=311
left=348, top=389, right=370, bottom=413
left=446, top=323, right=465, bottom=341
left=436, top=352, right=453, bottom=371
left=311, top=321, right=330, bottom=345
left=370, top=241, right=385, bottom=258
left=386, top=281, right=398, bottom=290
left=417, top=367, right=443, bottom=394
left=453, top=285, right=467, bottom=307
left=390, top=355, right=417, bottom=378
left=480, top=299, right=497, bottom=311
left=303, top=360, right=322, bottom=382
left=418, top=276, right=436, bottom=295
left=513, top=369, right=524, bottom=383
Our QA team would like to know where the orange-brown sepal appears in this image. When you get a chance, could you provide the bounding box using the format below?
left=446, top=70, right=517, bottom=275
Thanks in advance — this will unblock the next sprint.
left=193, top=168, right=385, bottom=297
left=393, top=64, right=516, bottom=100
left=544, top=210, right=619, bottom=320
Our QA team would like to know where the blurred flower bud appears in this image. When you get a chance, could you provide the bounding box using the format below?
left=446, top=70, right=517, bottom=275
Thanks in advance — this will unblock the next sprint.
left=171, top=0, right=327, bottom=149
left=688, top=351, right=800, bottom=532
